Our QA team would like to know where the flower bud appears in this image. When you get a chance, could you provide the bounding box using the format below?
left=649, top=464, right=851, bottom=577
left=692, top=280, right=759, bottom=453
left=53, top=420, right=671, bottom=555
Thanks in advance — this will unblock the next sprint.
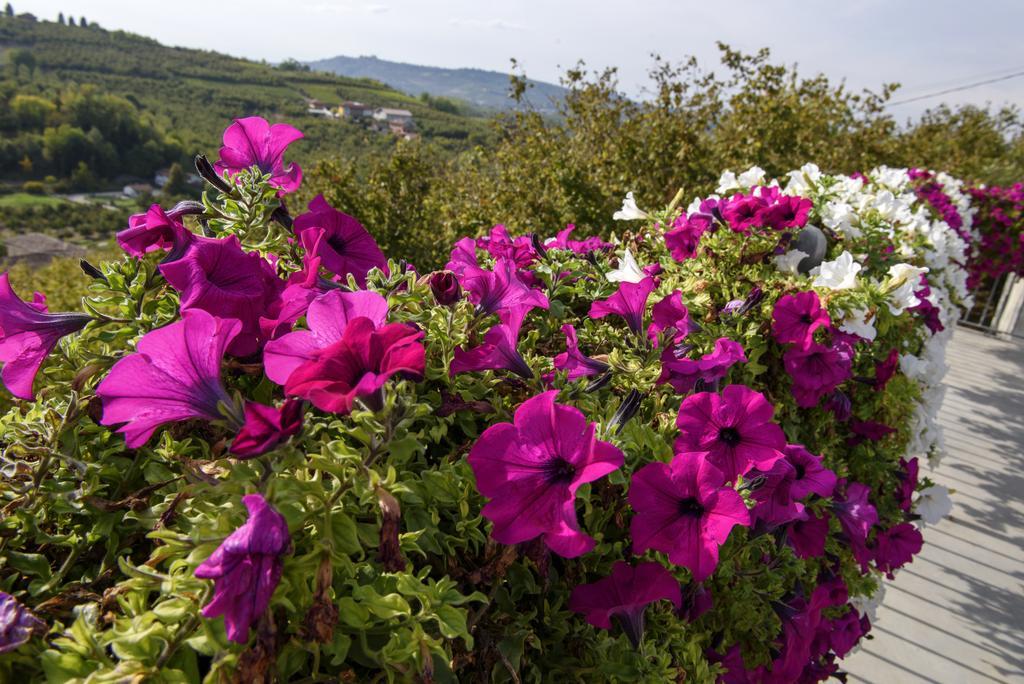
left=429, top=271, right=462, bottom=306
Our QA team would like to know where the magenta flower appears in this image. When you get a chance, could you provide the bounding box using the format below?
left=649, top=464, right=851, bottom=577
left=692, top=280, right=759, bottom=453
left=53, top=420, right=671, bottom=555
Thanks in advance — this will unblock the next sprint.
left=451, top=306, right=533, bottom=379
left=896, top=457, right=919, bottom=512
left=552, top=324, right=608, bottom=381
left=195, top=494, right=291, bottom=643
left=230, top=399, right=304, bottom=458
left=429, top=271, right=462, bottom=306
left=784, top=444, right=837, bottom=500
left=467, top=391, right=624, bottom=557
left=0, top=274, right=91, bottom=400
left=674, top=385, right=786, bottom=480
left=545, top=224, right=612, bottom=254
left=784, top=341, right=853, bottom=408
left=117, top=204, right=194, bottom=259
left=589, top=277, right=657, bottom=333
left=568, top=561, right=682, bottom=647
left=829, top=607, right=870, bottom=657
left=293, top=196, right=388, bottom=287
left=833, top=481, right=878, bottom=569
left=721, top=194, right=766, bottom=233
left=873, top=522, right=923, bottom=578
left=658, top=338, right=746, bottom=394
left=763, top=195, right=812, bottom=230
left=750, top=459, right=803, bottom=529
left=874, top=349, right=899, bottom=390
left=629, top=452, right=750, bottom=581
left=787, top=511, right=830, bottom=559
left=461, top=258, right=549, bottom=315
left=445, top=236, right=480, bottom=276
left=96, top=310, right=241, bottom=448
left=214, top=116, right=303, bottom=194
left=664, top=214, right=711, bottom=262
left=847, top=419, right=897, bottom=445
left=477, top=225, right=538, bottom=268
left=264, top=289, right=388, bottom=386
left=771, top=291, right=830, bottom=349
left=160, top=235, right=283, bottom=357
left=647, top=290, right=696, bottom=345
left=285, top=317, right=424, bottom=414
left=0, top=592, right=45, bottom=654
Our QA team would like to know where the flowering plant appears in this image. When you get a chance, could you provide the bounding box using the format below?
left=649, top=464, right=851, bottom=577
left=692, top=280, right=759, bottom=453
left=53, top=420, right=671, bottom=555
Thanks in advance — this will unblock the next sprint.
left=0, top=120, right=961, bottom=682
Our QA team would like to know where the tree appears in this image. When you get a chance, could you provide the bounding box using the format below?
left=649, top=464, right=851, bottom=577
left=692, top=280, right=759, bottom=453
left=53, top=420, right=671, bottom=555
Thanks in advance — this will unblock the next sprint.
left=162, top=161, right=187, bottom=195
left=18, top=154, right=32, bottom=174
left=80, top=16, right=87, bottom=27
left=67, top=16, right=74, bottom=26
left=58, top=12, right=64, bottom=24
left=4, top=4, right=12, bottom=17
left=11, top=94, right=56, bottom=130
left=6, top=48, right=36, bottom=78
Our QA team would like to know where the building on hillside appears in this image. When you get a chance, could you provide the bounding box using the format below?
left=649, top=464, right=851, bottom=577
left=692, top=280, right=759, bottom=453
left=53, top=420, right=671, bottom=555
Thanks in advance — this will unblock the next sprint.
left=340, top=101, right=372, bottom=119
left=306, top=99, right=337, bottom=118
left=2, top=232, right=86, bottom=268
left=123, top=183, right=154, bottom=198
left=372, top=108, right=413, bottom=126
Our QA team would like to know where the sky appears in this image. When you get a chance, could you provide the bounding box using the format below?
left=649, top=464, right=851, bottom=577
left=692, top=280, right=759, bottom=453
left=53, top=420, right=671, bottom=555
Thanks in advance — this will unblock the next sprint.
left=14, top=0, right=1024, bottom=120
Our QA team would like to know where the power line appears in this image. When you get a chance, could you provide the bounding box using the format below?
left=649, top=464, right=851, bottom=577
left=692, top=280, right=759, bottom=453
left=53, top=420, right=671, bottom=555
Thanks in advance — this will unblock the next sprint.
left=895, top=64, right=1024, bottom=96
left=886, top=70, right=1024, bottom=107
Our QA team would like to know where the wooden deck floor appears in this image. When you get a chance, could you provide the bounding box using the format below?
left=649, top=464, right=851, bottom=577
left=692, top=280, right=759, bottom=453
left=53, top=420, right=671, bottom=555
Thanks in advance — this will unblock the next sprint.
left=843, top=328, right=1024, bottom=683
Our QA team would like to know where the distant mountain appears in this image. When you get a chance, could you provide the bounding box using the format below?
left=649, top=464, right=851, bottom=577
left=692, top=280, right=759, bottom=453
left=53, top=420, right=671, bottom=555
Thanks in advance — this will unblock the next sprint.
left=307, top=55, right=566, bottom=114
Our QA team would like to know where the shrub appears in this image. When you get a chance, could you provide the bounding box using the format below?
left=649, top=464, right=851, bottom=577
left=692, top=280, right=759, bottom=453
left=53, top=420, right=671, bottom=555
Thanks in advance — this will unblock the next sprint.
left=0, top=121, right=963, bottom=682
left=19, top=179, right=44, bottom=195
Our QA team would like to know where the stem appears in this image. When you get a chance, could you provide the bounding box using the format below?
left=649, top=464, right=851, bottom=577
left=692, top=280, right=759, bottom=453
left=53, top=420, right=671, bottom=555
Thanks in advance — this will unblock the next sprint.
left=155, top=584, right=212, bottom=669
left=667, top=187, right=686, bottom=214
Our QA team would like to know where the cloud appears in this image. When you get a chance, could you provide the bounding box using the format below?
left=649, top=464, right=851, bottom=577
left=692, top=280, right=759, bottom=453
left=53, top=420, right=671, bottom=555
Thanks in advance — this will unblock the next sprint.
left=448, top=18, right=525, bottom=31
left=365, top=3, right=390, bottom=13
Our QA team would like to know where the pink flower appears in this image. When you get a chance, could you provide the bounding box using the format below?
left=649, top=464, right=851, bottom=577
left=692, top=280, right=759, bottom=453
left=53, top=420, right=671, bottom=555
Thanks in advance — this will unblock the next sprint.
left=214, top=116, right=303, bottom=194
left=477, top=225, right=538, bottom=268
left=284, top=317, right=424, bottom=415
left=772, top=291, right=830, bottom=349
left=195, top=494, right=291, bottom=643
left=445, top=237, right=479, bottom=277
left=829, top=607, right=870, bottom=657
left=647, top=290, right=696, bottom=345
left=750, top=458, right=803, bottom=529
left=545, top=224, right=612, bottom=254
left=451, top=306, right=533, bottom=379
left=429, top=271, right=462, bottom=306
left=568, top=561, right=682, bottom=646
left=264, top=289, right=388, bottom=386
left=721, top=194, right=766, bottom=233
left=833, top=481, right=878, bottom=570
left=658, top=338, right=746, bottom=394
left=230, top=399, right=304, bottom=458
left=160, top=235, right=283, bottom=357
left=258, top=246, right=332, bottom=341
left=762, top=195, right=812, bottom=230
left=629, top=452, right=750, bottom=581
left=293, top=196, right=388, bottom=287
left=874, top=349, right=899, bottom=390
left=467, top=391, right=624, bottom=557
left=96, top=310, right=240, bottom=448
left=0, top=274, right=91, bottom=400
left=664, top=213, right=711, bottom=262
left=589, top=277, right=657, bottom=334
left=552, top=324, right=608, bottom=381
left=896, top=457, right=919, bottom=512
left=674, top=385, right=786, bottom=480
left=117, top=204, right=194, bottom=259
left=784, top=341, right=852, bottom=408
left=787, top=511, right=830, bottom=559
left=784, top=444, right=837, bottom=500
left=873, top=523, right=923, bottom=579
left=461, top=258, right=549, bottom=315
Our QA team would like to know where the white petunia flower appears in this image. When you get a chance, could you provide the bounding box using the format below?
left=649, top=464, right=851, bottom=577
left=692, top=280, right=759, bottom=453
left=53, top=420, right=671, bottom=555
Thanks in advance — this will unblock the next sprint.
left=784, top=163, right=821, bottom=195
left=840, top=308, right=877, bottom=341
left=716, top=170, right=739, bottom=194
left=886, top=264, right=929, bottom=315
left=821, top=200, right=861, bottom=238
left=914, top=485, right=953, bottom=525
left=613, top=192, right=650, bottom=221
left=851, top=583, right=886, bottom=625
left=606, top=248, right=646, bottom=283
left=773, top=249, right=809, bottom=274
left=811, top=251, right=861, bottom=290
left=899, top=353, right=930, bottom=381
left=737, top=165, right=766, bottom=188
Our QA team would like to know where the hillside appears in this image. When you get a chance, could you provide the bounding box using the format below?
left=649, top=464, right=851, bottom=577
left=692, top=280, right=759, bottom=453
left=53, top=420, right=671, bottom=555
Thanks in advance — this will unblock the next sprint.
left=307, top=54, right=566, bottom=114
left=0, top=12, right=494, bottom=186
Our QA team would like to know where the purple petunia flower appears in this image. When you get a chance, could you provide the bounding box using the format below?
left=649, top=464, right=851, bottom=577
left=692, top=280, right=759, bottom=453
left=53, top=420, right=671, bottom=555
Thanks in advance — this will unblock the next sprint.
left=195, top=494, right=291, bottom=643
left=658, top=338, right=746, bottom=394
left=664, top=213, right=711, bottom=262
left=784, top=340, right=853, bottom=408
left=117, top=204, right=194, bottom=260
left=476, top=225, right=538, bottom=269
left=873, top=522, right=923, bottom=579
left=429, top=271, right=462, bottom=306
left=258, top=245, right=333, bottom=341
left=720, top=194, right=766, bottom=233
left=160, top=235, right=283, bottom=357
left=568, top=561, right=682, bottom=647
left=0, top=274, right=92, bottom=400
left=230, top=399, right=304, bottom=458
left=874, top=348, right=900, bottom=390
left=552, top=324, right=609, bottom=380
left=762, top=195, right=812, bottom=230
left=461, top=257, right=549, bottom=315
left=750, top=458, right=803, bottom=529
left=784, top=444, right=837, bottom=500
left=467, top=391, right=624, bottom=557
left=674, top=385, right=786, bottom=480
left=293, top=196, right=389, bottom=287
left=0, top=591, right=45, bottom=654
left=772, top=291, right=830, bottom=350
left=451, top=305, right=533, bottom=379
left=264, top=289, right=389, bottom=386
left=787, top=511, right=830, bottom=559
left=214, top=116, right=303, bottom=194
left=833, top=481, right=878, bottom=570
left=629, top=452, right=750, bottom=581
left=896, top=457, right=919, bottom=512
left=545, top=224, right=613, bottom=255
left=829, top=606, right=870, bottom=658
left=647, top=290, right=696, bottom=346
left=96, top=310, right=240, bottom=448
left=589, top=277, right=657, bottom=334
left=284, top=317, right=424, bottom=415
